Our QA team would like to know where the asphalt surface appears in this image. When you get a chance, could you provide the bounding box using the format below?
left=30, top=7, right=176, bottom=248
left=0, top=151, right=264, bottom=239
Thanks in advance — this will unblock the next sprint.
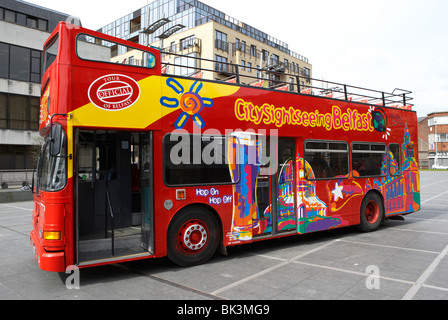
left=1, top=171, right=447, bottom=302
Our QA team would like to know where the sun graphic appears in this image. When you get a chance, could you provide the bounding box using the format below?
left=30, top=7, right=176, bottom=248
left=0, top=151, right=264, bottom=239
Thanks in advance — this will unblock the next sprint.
left=160, top=78, right=214, bottom=129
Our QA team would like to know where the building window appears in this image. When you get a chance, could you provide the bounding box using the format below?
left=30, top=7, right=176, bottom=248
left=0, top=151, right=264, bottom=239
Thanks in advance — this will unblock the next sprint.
left=0, top=42, right=9, bottom=78
left=26, top=16, right=38, bottom=29
left=0, top=145, right=42, bottom=170
left=436, top=133, right=448, bottom=143
left=250, top=45, right=257, bottom=57
left=180, top=35, right=195, bottom=50
left=304, top=67, right=311, bottom=79
left=0, top=93, right=39, bottom=131
left=9, top=95, right=29, bottom=130
left=30, top=50, right=41, bottom=83
left=215, top=54, right=228, bottom=73
left=429, top=116, right=448, bottom=126
left=215, top=30, right=228, bottom=52
left=38, top=19, right=48, bottom=31
left=16, top=13, right=26, bottom=26
left=4, top=9, right=15, bottom=23
left=9, top=45, right=30, bottom=82
left=30, top=97, right=39, bottom=131
left=0, top=7, right=49, bottom=31
left=0, top=42, right=42, bottom=83
left=262, top=50, right=269, bottom=62
left=174, top=52, right=199, bottom=77
left=0, top=93, right=7, bottom=129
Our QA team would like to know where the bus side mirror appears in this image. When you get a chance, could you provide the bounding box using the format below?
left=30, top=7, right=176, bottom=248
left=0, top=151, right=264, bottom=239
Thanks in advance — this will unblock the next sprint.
left=50, top=124, right=63, bottom=157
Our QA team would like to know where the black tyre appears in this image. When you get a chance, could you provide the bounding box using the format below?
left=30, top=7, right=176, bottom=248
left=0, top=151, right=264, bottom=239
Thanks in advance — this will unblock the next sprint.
left=358, top=193, right=384, bottom=232
left=167, top=207, right=220, bottom=267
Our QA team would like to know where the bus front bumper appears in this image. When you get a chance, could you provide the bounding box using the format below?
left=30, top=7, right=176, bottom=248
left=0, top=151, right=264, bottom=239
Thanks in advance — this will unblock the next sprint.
left=30, top=230, right=65, bottom=272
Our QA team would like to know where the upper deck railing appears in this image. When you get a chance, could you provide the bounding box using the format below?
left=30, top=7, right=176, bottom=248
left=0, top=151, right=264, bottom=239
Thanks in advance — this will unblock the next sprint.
left=160, top=51, right=413, bottom=110
left=77, top=25, right=413, bottom=110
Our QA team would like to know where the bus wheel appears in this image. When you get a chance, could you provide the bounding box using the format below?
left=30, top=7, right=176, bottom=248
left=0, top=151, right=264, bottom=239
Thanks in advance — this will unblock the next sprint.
left=167, top=207, right=220, bottom=267
left=358, top=193, right=384, bottom=232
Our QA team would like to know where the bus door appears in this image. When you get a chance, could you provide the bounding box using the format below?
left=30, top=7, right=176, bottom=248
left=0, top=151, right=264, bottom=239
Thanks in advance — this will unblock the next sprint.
left=75, top=130, right=153, bottom=266
left=275, top=139, right=297, bottom=233
left=253, top=138, right=297, bottom=237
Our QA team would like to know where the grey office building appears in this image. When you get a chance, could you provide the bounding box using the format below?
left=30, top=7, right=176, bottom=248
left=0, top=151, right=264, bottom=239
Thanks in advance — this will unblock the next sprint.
left=0, top=0, right=73, bottom=186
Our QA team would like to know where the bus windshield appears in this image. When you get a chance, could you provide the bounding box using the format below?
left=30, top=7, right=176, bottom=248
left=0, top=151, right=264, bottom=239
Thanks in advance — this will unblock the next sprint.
left=37, top=126, right=67, bottom=192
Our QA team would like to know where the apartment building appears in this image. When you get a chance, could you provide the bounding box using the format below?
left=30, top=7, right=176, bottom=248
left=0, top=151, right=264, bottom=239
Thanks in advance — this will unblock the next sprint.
left=0, top=0, right=71, bottom=183
left=98, top=0, right=312, bottom=86
left=426, top=111, right=448, bottom=168
left=418, top=116, right=429, bottom=169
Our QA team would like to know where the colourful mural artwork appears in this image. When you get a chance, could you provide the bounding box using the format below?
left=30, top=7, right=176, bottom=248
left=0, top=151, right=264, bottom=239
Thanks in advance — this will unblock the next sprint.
left=160, top=78, right=214, bottom=129
left=228, top=132, right=261, bottom=241
left=296, top=157, right=348, bottom=234
left=373, top=124, right=421, bottom=215
left=277, top=160, right=297, bottom=232
left=159, top=78, right=420, bottom=243
left=227, top=124, right=420, bottom=241
left=326, top=178, right=364, bottom=213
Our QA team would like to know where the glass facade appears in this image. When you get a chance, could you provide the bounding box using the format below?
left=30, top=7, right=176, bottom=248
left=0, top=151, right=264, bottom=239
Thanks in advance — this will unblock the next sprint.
left=99, top=0, right=308, bottom=62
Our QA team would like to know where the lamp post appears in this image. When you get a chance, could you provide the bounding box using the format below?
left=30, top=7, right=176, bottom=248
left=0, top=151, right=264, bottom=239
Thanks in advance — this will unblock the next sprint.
left=434, top=118, right=438, bottom=167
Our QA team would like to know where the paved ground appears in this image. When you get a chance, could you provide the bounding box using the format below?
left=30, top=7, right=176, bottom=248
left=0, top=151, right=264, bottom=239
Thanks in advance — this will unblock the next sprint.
left=0, top=171, right=447, bottom=301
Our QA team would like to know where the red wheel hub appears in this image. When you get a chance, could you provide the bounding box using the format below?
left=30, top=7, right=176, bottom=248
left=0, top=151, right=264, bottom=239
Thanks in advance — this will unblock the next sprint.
left=178, top=220, right=208, bottom=253
left=365, top=200, right=379, bottom=224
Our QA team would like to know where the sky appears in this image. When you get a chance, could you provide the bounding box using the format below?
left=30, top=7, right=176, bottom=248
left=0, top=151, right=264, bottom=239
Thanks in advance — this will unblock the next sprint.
left=23, top=0, right=448, bottom=117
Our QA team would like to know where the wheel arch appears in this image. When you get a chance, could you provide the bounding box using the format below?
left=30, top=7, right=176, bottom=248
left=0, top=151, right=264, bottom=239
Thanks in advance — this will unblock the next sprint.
left=166, top=203, right=224, bottom=266
left=169, top=203, right=223, bottom=237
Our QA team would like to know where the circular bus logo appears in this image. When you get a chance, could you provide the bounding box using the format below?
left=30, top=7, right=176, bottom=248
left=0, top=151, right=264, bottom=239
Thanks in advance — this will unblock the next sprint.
left=88, top=74, right=141, bottom=111
left=371, top=108, right=387, bottom=133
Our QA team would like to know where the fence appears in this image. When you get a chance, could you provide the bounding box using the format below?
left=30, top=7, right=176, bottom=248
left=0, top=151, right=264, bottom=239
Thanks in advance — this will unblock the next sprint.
left=0, top=170, right=34, bottom=189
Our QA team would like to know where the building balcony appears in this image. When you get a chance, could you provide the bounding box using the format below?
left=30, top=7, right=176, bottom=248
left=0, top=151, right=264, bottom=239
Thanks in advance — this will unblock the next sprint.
left=214, top=62, right=236, bottom=76
left=130, top=24, right=141, bottom=34
left=215, top=39, right=229, bottom=52
left=164, top=37, right=202, bottom=55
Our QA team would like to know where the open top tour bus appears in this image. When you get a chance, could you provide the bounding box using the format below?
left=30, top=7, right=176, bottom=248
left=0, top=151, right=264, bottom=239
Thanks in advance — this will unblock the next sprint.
left=30, top=22, right=420, bottom=272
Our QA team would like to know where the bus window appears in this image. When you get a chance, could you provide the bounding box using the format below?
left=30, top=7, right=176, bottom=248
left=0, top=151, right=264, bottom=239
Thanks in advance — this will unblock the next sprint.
left=76, top=34, right=156, bottom=68
left=389, top=143, right=401, bottom=176
left=43, top=35, right=59, bottom=72
left=352, top=143, right=386, bottom=177
left=164, top=133, right=238, bottom=186
left=304, top=141, right=349, bottom=180
left=37, top=125, right=67, bottom=192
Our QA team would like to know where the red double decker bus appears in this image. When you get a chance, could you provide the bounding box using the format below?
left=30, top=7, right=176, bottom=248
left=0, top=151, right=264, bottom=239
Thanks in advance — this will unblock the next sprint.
left=31, top=22, right=420, bottom=272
